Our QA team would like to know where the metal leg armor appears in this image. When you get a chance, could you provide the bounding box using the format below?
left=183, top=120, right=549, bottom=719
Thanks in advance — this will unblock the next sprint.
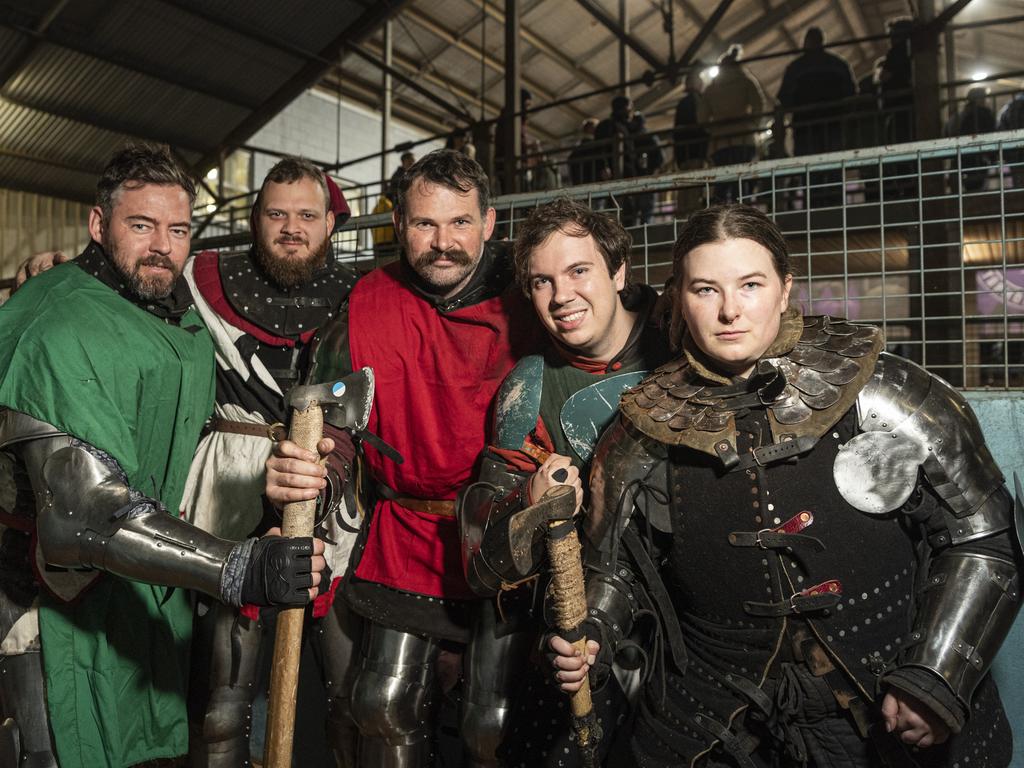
left=312, top=596, right=362, bottom=768
left=350, top=623, right=441, bottom=768
left=0, top=652, right=57, bottom=768
left=196, top=604, right=264, bottom=768
left=461, top=601, right=535, bottom=768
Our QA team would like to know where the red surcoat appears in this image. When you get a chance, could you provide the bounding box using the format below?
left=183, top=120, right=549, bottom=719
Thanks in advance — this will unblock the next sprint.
left=348, top=262, right=536, bottom=598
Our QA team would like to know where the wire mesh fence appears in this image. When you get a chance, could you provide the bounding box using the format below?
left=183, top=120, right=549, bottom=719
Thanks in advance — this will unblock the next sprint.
left=194, top=130, right=1024, bottom=390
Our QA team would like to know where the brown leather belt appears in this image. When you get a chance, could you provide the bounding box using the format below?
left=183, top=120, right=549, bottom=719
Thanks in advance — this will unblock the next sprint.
left=208, top=416, right=287, bottom=442
left=375, top=481, right=455, bottom=516
left=391, top=496, right=456, bottom=517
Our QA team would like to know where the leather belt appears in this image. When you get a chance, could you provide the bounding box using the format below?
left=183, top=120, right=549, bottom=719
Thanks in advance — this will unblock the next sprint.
left=393, top=497, right=456, bottom=516
left=208, top=416, right=287, bottom=442
left=375, top=481, right=455, bottom=517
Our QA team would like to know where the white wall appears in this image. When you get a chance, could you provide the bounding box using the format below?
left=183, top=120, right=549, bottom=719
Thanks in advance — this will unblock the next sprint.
left=248, top=88, right=444, bottom=212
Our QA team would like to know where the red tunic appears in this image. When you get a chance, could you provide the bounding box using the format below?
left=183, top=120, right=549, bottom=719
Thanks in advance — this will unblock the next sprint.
left=348, top=262, right=536, bottom=598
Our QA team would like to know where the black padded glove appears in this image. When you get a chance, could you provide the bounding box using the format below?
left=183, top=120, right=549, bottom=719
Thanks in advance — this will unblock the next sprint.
left=239, top=536, right=316, bottom=607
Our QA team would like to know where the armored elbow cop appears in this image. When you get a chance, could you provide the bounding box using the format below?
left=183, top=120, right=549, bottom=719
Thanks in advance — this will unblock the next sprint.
left=833, top=356, right=1023, bottom=708
left=27, top=433, right=315, bottom=608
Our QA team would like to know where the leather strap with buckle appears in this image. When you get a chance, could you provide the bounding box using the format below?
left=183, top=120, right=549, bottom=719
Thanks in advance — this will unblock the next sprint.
left=729, top=510, right=824, bottom=552
left=744, top=579, right=843, bottom=617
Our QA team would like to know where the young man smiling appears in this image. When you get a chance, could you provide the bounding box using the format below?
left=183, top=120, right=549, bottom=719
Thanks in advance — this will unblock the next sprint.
left=458, top=197, right=670, bottom=765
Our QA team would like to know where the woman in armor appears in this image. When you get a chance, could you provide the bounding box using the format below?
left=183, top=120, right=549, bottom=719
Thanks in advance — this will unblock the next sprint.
left=552, top=204, right=1020, bottom=768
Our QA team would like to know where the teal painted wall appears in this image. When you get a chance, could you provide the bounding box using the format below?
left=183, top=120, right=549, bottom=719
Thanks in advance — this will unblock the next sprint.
left=964, top=392, right=1023, bottom=768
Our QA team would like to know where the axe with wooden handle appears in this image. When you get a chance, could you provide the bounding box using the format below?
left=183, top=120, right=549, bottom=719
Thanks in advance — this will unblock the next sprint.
left=263, top=368, right=374, bottom=768
left=541, top=480, right=601, bottom=768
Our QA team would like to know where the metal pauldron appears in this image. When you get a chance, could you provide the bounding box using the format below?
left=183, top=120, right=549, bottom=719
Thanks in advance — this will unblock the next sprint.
left=36, top=444, right=235, bottom=597
left=458, top=457, right=532, bottom=596
left=835, top=353, right=1005, bottom=528
left=901, top=552, right=1020, bottom=706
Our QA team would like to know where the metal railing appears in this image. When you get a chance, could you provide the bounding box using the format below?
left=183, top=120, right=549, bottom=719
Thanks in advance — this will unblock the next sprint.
left=195, top=130, right=1024, bottom=390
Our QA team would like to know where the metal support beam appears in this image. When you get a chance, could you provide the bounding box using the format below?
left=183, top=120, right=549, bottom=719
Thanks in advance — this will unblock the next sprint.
left=678, top=0, right=735, bottom=68
left=574, top=0, right=664, bottom=72
left=619, top=0, right=629, bottom=96
left=478, top=0, right=606, bottom=92
left=402, top=6, right=586, bottom=121
left=194, top=1, right=411, bottom=173
left=503, top=0, right=522, bottom=194
left=0, top=0, right=70, bottom=91
left=634, top=0, right=817, bottom=113
left=381, top=20, right=392, bottom=191
left=914, top=0, right=943, bottom=141
left=318, top=73, right=449, bottom=136
left=351, top=44, right=475, bottom=121
left=927, top=0, right=975, bottom=33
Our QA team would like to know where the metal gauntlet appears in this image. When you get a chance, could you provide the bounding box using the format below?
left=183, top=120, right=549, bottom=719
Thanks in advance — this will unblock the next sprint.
left=901, top=551, right=1020, bottom=708
left=459, top=456, right=534, bottom=596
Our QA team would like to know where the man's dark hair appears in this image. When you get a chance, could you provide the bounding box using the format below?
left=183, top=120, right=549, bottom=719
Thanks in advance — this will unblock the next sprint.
left=257, top=156, right=330, bottom=213
left=513, top=198, right=632, bottom=296
left=96, top=142, right=196, bottom=219
left=394, top=149, right=490, bottom=221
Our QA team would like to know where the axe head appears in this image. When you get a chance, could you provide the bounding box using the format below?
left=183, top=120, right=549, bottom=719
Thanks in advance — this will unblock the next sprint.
left=286, top=367, right=375, bottom=431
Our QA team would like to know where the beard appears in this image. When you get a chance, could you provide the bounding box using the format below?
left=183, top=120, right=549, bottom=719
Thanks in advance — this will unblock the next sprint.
left=107, top=240, right=180, bottom=300
left=408, top=247, right=478, bottom=294
left=254, top=232, right=330, bottom=290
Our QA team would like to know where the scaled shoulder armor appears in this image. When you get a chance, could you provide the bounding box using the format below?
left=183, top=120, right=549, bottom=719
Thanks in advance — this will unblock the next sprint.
left=835, top=353, right=1006, bottom=534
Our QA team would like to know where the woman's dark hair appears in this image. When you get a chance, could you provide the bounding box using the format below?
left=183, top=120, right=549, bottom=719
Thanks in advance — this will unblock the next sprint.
left=668, top=204, right=792, bottom=347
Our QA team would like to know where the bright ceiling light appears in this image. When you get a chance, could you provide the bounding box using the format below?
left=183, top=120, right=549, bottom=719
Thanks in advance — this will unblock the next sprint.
left=206, top=168, right=219, bottom=181
left=971, top=71, right=988, bottom=82
left=707, top=65, right=720, bottom=79
left=205, top=203, right=217, bottom=213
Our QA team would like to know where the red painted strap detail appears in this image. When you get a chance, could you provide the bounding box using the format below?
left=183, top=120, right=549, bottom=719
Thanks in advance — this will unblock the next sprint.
left=774, top=510, right=814, bottom=535
left=192, top=250, right=314, bottom=347
left=801, top=579, right=843, bottom=597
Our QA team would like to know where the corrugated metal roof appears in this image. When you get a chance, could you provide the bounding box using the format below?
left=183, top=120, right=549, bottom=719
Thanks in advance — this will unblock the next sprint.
left=0, top=0, right=401, bottom=203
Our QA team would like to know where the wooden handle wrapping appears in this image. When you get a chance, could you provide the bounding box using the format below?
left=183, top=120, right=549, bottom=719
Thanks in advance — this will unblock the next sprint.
left=264, top=403, right=323, bottom=768
left=545, top=523, right=594, bottom=719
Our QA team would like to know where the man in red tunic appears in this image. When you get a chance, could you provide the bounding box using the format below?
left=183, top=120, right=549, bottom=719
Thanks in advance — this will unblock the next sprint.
left=268, top=149, right=540, bottom=767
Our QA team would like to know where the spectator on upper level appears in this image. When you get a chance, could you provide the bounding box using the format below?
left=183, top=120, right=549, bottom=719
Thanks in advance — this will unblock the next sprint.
left=997, top=91, right=1024, bottom=188
left=568, top=117, right=602, bottom=186
left=776, top=27, right=856, bottom=157
left=701, top=45, right=767, bottom=202
left=946, top=86, right=997, bottom=192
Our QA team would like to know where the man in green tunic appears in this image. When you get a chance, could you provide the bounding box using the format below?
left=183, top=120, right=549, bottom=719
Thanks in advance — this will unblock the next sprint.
left=0, top=143, right=326, bottom=768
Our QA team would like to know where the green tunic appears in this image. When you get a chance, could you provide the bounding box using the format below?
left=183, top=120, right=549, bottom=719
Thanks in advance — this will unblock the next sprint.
left=0, top=263, right=215, bottom=767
